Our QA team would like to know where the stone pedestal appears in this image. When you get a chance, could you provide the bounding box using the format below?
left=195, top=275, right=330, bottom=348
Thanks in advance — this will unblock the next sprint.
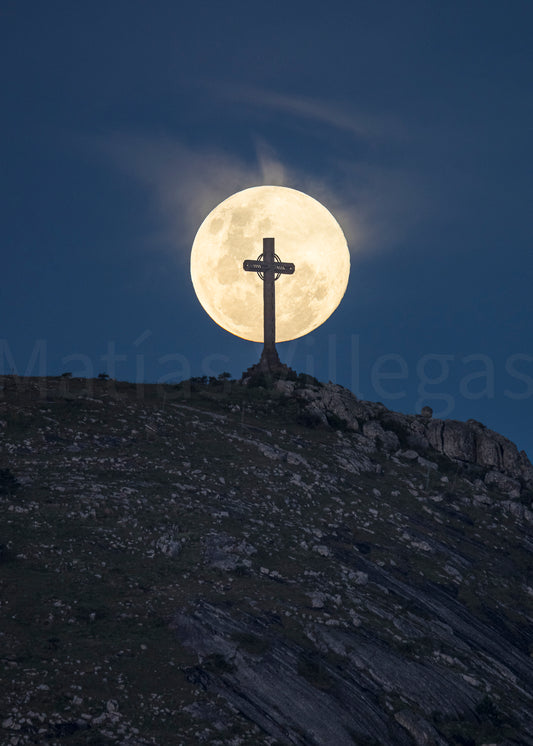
left=240, top=346, right=296, bottom=383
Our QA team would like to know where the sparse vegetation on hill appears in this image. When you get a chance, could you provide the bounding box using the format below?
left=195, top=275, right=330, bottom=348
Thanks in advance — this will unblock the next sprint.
left=0, top=375, right=532, bottom=745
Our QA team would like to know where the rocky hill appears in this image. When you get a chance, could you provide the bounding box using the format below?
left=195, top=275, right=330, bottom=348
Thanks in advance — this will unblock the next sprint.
left=1, top=374, right=532, bottom=746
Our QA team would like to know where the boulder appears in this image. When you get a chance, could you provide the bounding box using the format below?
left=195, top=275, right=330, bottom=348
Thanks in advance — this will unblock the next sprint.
left=274, top=380, right=295, bottom=396
left=295, top=386, right=320, bottom=402
left=400, top=449, right=419, bottom=461
left=302, top=402, right=329, bottom=428
left=484, top=470, right=521, bottom=498
left=363, top=421, right=400, bottom=452
left=502, top=501, right=533, bottom=523
left=297, top=383, right=360, bottom=430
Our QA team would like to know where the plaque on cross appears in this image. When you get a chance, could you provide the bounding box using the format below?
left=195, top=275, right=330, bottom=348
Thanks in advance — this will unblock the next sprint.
left=243, top=237, right=295, bottom=372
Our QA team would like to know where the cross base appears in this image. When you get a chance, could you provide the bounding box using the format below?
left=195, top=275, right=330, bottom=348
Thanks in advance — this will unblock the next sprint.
left=240, top=345, right=296, bottom=384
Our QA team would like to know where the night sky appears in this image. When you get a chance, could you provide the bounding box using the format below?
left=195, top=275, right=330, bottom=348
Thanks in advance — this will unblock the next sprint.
left=2, top=1, right=532, bottom=456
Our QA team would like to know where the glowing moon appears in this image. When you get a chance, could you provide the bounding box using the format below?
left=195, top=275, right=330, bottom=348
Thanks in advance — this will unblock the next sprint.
left=190, top=185, right=350, bottom=343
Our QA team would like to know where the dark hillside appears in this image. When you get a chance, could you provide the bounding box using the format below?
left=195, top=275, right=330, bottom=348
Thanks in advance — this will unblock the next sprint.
left=1, top=375, right=532, bottom=745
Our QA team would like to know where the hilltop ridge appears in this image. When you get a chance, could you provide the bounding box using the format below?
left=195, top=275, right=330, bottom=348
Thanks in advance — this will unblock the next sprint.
left=3, top=372, right=531, bottom=498
left=1, top=375, right=532, bottom=745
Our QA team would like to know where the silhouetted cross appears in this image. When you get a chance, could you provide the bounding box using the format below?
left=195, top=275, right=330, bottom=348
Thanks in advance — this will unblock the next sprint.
left=243, top=238, right=295, bottom=370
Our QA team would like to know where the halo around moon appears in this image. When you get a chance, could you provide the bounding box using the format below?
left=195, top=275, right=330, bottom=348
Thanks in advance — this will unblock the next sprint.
left=190, top=185, right=350, bottom=343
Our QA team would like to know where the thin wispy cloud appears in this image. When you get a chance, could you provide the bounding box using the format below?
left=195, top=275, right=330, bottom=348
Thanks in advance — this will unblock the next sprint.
left=102, top=134, right=368, bottom=255
left=100, top=136, right=263, bottom=251
left=219, top=84, right=406, bottom=141
left=99, top=105, right=420, bottom=265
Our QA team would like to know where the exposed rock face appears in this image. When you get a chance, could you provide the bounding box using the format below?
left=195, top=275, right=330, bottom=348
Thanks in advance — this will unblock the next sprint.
left=173, top=603, right=413, bottom=745
left=282, top=382, right=533, bottom=494
left=172, top=601, right=486, bottom=746
left=424, top=416, right=528, bottom=482
left=294, top=382, right=362, bottom=431
left=394, top=709, right=447, bottom=746
left=426, top=420, right=477, bottom=462
left=425, top=417, right=531, bottom=489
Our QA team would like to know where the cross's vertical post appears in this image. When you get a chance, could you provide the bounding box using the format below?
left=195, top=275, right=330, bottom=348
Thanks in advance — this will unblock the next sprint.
left=263, top=237, right=276, bottom=358
left=242, top=238, right=294, bottom=376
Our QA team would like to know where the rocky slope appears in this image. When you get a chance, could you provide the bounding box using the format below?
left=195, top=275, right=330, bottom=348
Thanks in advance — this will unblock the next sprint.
left=0, top=374, right=532, bottom=746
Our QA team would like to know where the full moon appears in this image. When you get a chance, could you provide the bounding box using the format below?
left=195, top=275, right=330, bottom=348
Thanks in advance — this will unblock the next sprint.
left=190, top=185, right=350, bottom=343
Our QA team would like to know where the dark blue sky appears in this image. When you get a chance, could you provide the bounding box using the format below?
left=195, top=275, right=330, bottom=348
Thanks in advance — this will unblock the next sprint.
left=2, top=1, right=532, bottom=456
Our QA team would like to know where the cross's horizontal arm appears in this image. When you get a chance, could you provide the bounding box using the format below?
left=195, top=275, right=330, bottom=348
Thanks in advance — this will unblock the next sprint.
left=243, top=260, right=295, bottom=274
